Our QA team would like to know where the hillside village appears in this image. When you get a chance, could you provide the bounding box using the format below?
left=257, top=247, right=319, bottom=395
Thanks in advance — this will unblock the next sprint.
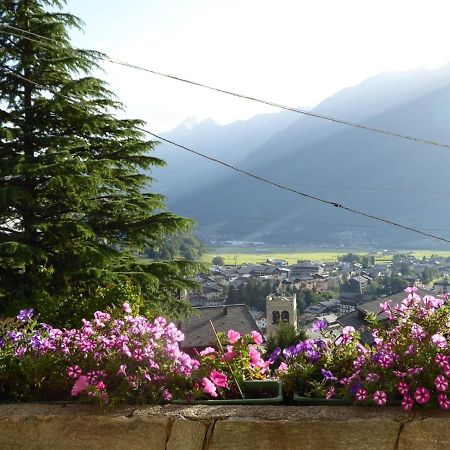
left=182, top=253, right=450, bottom=347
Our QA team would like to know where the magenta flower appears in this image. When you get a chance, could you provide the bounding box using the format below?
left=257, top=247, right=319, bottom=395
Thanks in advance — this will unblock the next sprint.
left=443, top=364, right=450, bottom=378
left=325, top=387, right=336, bottom=399
left=67, top=365, right=82, bottom=379
left=71, top=375, right=89, bottom=396
left=413, top=387, right=430, bottom=405
left=249, top=346, right=262, bottom=366
left=402, top=396, right=414, bottom=411
left=397, top=381, right=409, bottom=396
left=162, top=389, right=173, bottom=401
left=251, top=331, right=263, bottom=345
left=209, top=369, right=228, bottom=388
left=435, top=375, right=449, bottom=392
left=373, top=390, right=387, bottom=406
left=435, top=354, right=448, bottom=367
left=202, top=377, right=218, bottom=397
left=355, top=388, right=368, bottom=401
left=96, top=381, right=106, bottom=391
left=227, top=330, right=241, bottom=344
left=222, top=350, right=237, bottom=361
left=438, top=393, right=450, bottom=410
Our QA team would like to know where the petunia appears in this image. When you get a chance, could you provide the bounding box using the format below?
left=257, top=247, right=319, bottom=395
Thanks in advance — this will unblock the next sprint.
left=71, top=375, right=89, bottom=397
left=355, top=388, right=368, bottom=401
left=202, top=377, right=218, bottom=397
left=200, top=347, right=216, bottom=356
left=321, top=369, right=337, bottom=381
left=438, top=393, right=450, bottom=410
left=402, top=396, right=414, bottom=411
left=435, top=375, right=449, bottom=392
left=373, top=390, right=387, bottom=406
left=227, top=330, right=241, bottom=344
left=431, top=334, right=448, bottom=349
left=413, top=387, right=430, bottom=405
left=251, top=331, right=263, bottom=345
left=311, top=320, right=328, bottom=333
left=209, top=369, right=228, bottom=388
left=162, top=389, right=173, bottom=401
left=67, top=365, right=82, bottom=379
left=397, top=381, right=409, bottom=396
left=16, top=308, right=34, bottom=323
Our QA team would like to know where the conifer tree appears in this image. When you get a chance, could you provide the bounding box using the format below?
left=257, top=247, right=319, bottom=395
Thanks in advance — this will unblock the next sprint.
left=0, top=0, right=200, bottom=324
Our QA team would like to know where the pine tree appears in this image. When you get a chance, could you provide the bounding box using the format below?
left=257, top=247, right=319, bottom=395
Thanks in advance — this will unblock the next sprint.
left=0, top=0, right=201, bottom=324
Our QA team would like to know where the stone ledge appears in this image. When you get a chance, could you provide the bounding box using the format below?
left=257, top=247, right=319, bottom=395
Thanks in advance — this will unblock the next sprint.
left=0, top=404, right=449, bottom=449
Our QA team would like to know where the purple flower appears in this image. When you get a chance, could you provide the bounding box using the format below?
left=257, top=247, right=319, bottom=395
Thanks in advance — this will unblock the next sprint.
left=162, top=389, right=173, bottom=401
left=312, top=320, right=328, bottom=333
left=413, top=387, right=430, bottom=405
left=67, top=365, right=82, bottom=379
left=268, top=347, right=281, bottom=363
left=397, top=381, right=409, bottom=396
left=431, top=334, right=448, bottom=349
left=438, top=393, right=450, bottom=410
left=17, top=308, right=34, bottom=323
left=321, top=369, right=337, bottom=381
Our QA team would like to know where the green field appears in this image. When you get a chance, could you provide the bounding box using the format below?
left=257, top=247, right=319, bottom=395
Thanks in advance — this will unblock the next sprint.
left=203, top=247, right=392, bottom=265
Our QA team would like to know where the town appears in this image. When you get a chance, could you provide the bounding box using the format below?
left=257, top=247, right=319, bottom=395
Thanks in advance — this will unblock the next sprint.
left=181, top=252, right=450, bottom=349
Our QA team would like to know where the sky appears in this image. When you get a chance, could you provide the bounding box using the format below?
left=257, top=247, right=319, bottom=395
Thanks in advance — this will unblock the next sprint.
left=67, top=0, right=450, bottom=132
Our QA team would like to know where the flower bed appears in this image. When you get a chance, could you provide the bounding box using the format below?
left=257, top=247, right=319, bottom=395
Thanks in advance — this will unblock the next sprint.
left=1, top=287, right=450, bottom=411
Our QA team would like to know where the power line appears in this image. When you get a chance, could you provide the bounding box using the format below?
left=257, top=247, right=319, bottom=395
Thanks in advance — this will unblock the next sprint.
left=2, top=24, right=450, bottom=151
left=2, top=61, right=450, bottom=245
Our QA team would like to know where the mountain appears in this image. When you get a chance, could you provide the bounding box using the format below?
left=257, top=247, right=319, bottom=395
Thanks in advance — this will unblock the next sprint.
left=151, top=64, right=450, bottom=249
left=149, top=110, right=298, bottom=199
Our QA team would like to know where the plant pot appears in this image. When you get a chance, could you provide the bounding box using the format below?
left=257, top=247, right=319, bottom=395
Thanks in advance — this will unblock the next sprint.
left=293, top=394, right=353, bottom=406
left=172, top=379, right=283, bottom=405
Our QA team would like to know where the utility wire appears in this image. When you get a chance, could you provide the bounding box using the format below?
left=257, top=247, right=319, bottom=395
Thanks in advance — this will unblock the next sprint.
left=2, top=63, right=450, bottom=245
left=2, top=24, right=450, bottom=151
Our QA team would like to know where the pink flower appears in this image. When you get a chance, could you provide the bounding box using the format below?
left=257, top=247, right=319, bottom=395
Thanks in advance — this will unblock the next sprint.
left=67, top=365, right=82, bottom=379
left=402, top=396, right=414, bottom=411
left=397, top=381, right=409, bottom=396
left=162, top=389, right=173, bottom=401
left=435, top=354, right=449, bottom=367
left=249, top=346, right=263, bottom=366
left=277, top=362, right=288, bottom=373
left=431, top=334, right=448, bottom=349
left=202, top=377, right=218, bottom=397
left=122, top=303, right=132, bottom=313
left=117, top=364, right=127, bottom=377
left=343, top=326, right=355, bottom=336
left=413, top=387, right=430, bottom=405
left=444, top=364, right=450, bottom=378
left=355, top=388, right=368, bottom=401
left=435, top=375, right=449, bottom=392
left=96, top=381, right=106, bottom=391
left=227, top=330, right=241, bottom=344
left=438, top=393, right=450, bottom=410
left=222, top=350, right=236, bottom=361
left=209, top=369, right=228, bottom=388
left=373, top=390, right=387, bottom=406
left=251, top=331, right=263, bottom=345
left=200, top=347, right=216, bottom=356
left=326, top=387, right=336, bottom=399
left=71, top=375, right=89, bottom=397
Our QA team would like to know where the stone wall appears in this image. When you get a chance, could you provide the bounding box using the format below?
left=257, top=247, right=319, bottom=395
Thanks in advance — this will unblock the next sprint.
left=1, top=403, right=449, bottom=449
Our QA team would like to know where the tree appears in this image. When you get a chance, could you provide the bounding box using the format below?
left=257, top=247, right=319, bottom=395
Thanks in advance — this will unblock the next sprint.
left=212, top=256, right=224, bottom=266
left=0, top=0, right=201, bottom=325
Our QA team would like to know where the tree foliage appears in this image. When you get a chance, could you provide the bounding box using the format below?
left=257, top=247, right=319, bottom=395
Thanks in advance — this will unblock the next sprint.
left=0, top=0, right=201, bottom=325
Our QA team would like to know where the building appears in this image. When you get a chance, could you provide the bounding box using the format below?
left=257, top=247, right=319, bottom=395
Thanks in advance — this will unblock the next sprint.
left=266, top=293, right=297, bottom=337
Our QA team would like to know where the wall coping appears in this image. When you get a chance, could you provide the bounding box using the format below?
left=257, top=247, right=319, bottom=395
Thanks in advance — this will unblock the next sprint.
left=1, top=404, right=450, bottom=449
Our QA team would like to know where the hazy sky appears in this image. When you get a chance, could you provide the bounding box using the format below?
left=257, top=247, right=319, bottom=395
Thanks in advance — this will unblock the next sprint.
left=67, top=0, right=450, bottom=132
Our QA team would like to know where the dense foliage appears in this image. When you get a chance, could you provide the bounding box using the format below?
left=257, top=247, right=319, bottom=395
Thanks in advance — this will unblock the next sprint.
left=0, top=0, right=200, bottom=325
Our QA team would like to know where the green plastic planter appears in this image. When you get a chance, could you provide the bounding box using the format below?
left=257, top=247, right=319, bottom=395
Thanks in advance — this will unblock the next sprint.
left=173, top=379, right=283, bottom=405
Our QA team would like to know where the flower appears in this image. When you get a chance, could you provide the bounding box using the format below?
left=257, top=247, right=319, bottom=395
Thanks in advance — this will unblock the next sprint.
left=326, top=387, right=336, bottom=399
left=373, top=390, right=387, bottom=406
left=277, top=362, right=288, bottom=373
left=251, top=331, right=263, bottom=345
left=96, top=381, right=106, bottom=391
left=355, top=388, right=368, bottom=401
left=438, top=393, right=450, bottom=410
left=16, top=308, right=34, bottom=323
left=321, top=369, right=337, bottom=381
left=397, top=381, right=409, bottom=396
left=431, top=334, right=448, bottom=349
left=402, top=396, right=414, bottom=411
left=67, top=365, right=82, bottom=379
left=435, top=354, right=449, bottom=367
left=71, top=375, right=89, bottom=396
left=312, top=320, right=328, bottom=333
left=117, top=364, right=127, bottom=377
left=227, top=330, right=241, bottom=344
left=200, top=347, right=216, bottom=356
left=122, top=303, right=132, bottom=314
left=413, top=387, right=430, bottom=405
left=342, top=326, right=355, bottom=336
left=162, top=389, right=173, bottom=401
left=209, top=369, right=228, bottom=388
left=435, top=375, right=448, bottom=392
left=202, top=377, right=218, bottom=397
left=365, top=373, right=380, bottom=382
